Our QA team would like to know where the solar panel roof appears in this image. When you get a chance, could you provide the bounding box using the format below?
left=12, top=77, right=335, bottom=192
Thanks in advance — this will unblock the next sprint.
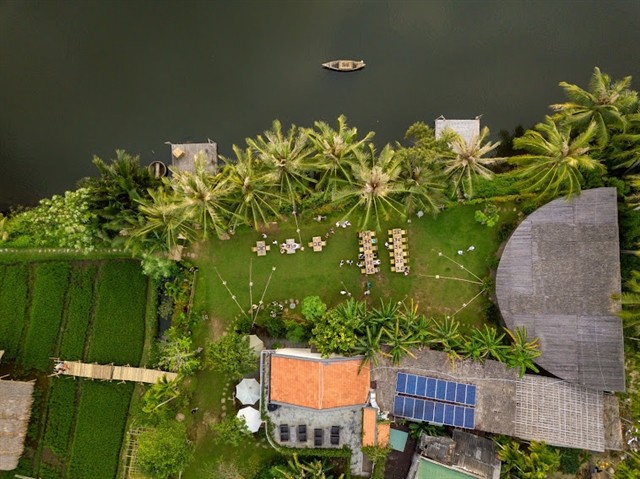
left=396, top=373, right=476, bottom=406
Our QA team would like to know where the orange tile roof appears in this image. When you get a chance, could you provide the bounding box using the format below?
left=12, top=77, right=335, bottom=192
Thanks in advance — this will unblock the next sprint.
left=270, top=354, right=370, bottom=409
left=362, top=407, right=377, bottom=447
left=377, top=422, right=390, bottom=447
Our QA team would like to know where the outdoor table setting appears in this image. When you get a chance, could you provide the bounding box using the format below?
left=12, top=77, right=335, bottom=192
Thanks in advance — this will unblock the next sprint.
left=308, top=235, right=326, bottom=252
left=388, top=228, right=408, bottom=272
left=281, top=238, right=300, bottom=254
left=358, top=230, right=378, bottom=275
left=252, top=240, right=270, bottom=256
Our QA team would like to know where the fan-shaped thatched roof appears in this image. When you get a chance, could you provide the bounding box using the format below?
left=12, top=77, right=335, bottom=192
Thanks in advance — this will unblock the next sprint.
left=0, top=379, right=34, bottom=471
left=496, top=188, right=624, bottom=392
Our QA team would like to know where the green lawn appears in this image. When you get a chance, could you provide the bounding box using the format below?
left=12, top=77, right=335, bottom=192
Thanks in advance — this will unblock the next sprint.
left=193, top=203, right=517, bottom=330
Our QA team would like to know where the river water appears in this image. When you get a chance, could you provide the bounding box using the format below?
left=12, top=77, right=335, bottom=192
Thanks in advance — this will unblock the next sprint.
left=1, top=0, right=639, bottom=210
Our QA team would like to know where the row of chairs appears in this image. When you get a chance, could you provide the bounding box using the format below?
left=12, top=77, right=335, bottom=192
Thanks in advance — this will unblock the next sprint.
left=279, top=424, right=340, bottom=445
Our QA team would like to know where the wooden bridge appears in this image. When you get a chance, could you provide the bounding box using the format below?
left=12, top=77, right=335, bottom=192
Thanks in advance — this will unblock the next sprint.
left=53, top=360, right=178, bottom=384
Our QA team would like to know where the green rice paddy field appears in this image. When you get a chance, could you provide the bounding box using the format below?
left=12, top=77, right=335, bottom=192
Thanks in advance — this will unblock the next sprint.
left=0, top=259, right=150, bottom=479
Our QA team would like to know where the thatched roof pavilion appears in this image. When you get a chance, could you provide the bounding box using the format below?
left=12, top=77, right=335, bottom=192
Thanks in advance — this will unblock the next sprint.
left=0, top=379, right=34, bottom=470
left=495, top=188, right=624, bottom=392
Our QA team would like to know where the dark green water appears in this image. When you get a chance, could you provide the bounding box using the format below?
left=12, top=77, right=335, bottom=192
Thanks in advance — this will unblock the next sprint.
left=1, top=0, right=639, bottom=209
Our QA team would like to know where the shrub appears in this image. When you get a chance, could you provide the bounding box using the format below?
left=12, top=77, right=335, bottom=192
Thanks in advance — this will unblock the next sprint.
left=301, top=296, right=326, bottom=322
left=285, top=320, right=310, bottom=344
left=136, top=422, right=194, bottom=479
left=67, top=381, right=133, bottom=479
left=59, top=263, right=98, bottom=359
left=88, top=261, right=146, bottom=365
left=0, top=263, right=30, bottom=357
left=211, top=415, right=252, bottom=446
left=474, top=203, right=500, bottom=227
left=205, top=333, right=257, bottom=380
left=22, top=262, right=71, bottom=370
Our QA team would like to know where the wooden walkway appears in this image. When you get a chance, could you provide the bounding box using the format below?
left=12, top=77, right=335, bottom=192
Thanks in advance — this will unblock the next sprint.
left=54, top=360, right=178, bottom=384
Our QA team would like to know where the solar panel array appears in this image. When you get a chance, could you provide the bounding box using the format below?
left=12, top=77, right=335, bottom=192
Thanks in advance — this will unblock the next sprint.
left=396, top=373, right=476, bottom=406
left=393, top=373, right=477, bottom=429
left=393, top=396, right=475, bottom=429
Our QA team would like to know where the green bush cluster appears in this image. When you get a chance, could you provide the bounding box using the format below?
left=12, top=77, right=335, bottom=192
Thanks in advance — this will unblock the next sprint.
left=67, top=381, right=133, bottom=479
left=21, top=262, right=71, bottom=370
left=44, top=378, right=78, bottom=458
left=59, top=263, right=97, bottom=359
left=88, top=261, right=146, bottom=365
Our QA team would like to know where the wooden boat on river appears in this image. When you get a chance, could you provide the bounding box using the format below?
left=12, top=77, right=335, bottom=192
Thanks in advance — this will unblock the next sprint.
left=322, top=59, right=365, bottom=72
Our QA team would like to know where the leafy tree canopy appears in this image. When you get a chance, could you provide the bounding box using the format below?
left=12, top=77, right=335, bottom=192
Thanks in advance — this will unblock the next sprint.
left=136, top=421, right=194, bottom=479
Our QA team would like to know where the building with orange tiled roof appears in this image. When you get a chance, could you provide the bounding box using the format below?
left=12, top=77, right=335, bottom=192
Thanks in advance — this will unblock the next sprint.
left=269, top=349, right=370, bottom=409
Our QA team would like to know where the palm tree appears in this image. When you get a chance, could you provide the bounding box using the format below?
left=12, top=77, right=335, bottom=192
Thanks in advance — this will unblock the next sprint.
left=616, top=270, right=640, bottom=335
left=170, top=156, right=234, bottom=240
left=551, top=67, right=638, bottom=147
left=142, top=376, right=181, bottom=413
left=425, top=316, right=462, bottom=353
left=353, top=325, right=385, bottom=371
left=219, top=145, right=283, bottom=230
left=369, top=299, right=400, bottom=329
left=247, top=119, right=315, bottom=209
left=382, top=316, right=419, bottom=365
left=306, top=114, right=374, bottom=199
left=273, top=454, right=343, bottom=479
left=334, top=144, right=408, bottom=230
left=505, top=326, right=541, bottom=378
left=128, top=188, right=195, bottom=253
left=510, top=116, right=603, bottom=200
left=442, top=126, right=505, bottom=200
left=607, top=112, right=640, bottom=173
left=81, top=150, right=161, bottom=243
left=398, top=151, right=446, bottom=216
left=473, top=325, right=509, bottom=362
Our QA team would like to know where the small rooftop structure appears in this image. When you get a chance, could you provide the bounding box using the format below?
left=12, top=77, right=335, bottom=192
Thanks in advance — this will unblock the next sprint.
left=269, top=349, right=370, bottom=409
left=362, top=407, right=390, bottom=448
left=434, top=116, right=481, bottom=145
left=0, top=378, right=35, bottom=471
left=167, top=140, right=218, bottom=174
left=410, top=430, right=501, bottom=479
left=496, top=187, right=624, bottom=392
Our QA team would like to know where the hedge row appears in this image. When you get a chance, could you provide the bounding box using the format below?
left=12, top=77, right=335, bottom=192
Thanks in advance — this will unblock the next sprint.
left=59, top=263, right=98, bottom=360
left=21, top=262, right=71, bottom=370
left=0, top=263, right=30, bottom=357
left=67, top=381, right=133, bottom=479
left=43, top=378, right=78, bottom=458
left=87, top=261, right=146, bottom=366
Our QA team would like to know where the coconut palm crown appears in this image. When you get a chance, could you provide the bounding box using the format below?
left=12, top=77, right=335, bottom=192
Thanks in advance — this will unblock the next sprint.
left=333, top=144, right=408, bottom=230
left=442, top=126, right=505, bottom=200
left=510, top=116, right=604, bottom=200
left=551, top=67, right=639, bottom=147
left=219, top=145, right=283, bottom=230
left=305, top=114, right=374, bottom=199
left=246, top=119, right=316, bottom=209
